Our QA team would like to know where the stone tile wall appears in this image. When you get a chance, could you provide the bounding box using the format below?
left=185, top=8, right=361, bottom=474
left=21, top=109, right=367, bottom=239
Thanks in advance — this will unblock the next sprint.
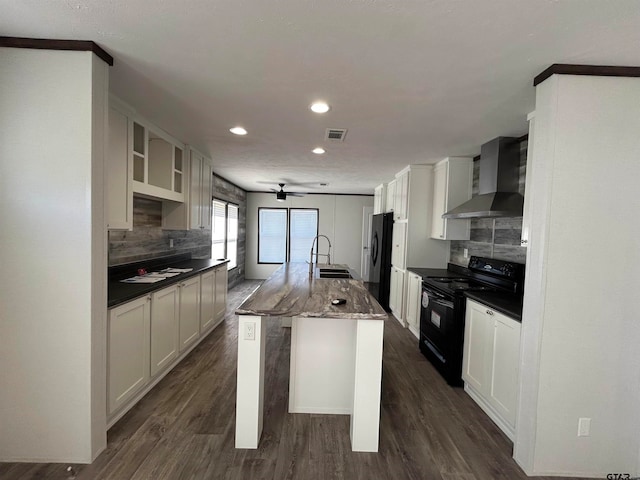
left=108, top=197, right=211, bottom=266
left=108, top=175, right=248, bottom=290
left=213, top=175, right=247, bottom=289
left=449, top=139, right=528, bottom=267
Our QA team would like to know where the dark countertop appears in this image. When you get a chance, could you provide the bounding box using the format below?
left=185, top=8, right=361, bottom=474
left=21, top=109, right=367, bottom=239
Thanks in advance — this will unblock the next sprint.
left=464, top=291, right=523, bottom=322
left=407, top=263, right=471, bottom=281
left=108, top=257, right=229, bottom=308
left=236, top=263, right=387, bottom=320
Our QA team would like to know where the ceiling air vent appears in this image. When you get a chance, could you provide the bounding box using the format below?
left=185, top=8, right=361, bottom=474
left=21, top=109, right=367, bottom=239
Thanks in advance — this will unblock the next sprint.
left=325, top=128, right=348, bottom=142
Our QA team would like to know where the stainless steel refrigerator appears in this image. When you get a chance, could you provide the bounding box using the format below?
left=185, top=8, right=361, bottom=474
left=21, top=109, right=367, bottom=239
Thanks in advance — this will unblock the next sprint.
left=367, top=213, right=393, bottom=311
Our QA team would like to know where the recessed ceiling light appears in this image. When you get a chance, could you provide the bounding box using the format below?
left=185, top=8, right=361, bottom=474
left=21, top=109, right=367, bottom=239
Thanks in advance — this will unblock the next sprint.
left=310, top=102, right=330, bottom=114
left=230, top=127, right=247, bottom=135
left=312, top=147, right=325, bottom=154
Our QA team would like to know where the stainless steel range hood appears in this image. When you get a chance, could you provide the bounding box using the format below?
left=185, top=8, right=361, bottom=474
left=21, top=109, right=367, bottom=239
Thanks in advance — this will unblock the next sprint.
left=442, top=137, right=523, bottom=219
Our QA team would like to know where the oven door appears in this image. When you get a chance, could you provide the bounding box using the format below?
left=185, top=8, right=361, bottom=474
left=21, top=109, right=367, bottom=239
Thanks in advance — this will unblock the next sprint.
left=420, top=285, right=454, bottom=365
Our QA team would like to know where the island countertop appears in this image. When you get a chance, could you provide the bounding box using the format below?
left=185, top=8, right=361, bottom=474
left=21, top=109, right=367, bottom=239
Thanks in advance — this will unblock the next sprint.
left=236, top=263, right=387, bottom=320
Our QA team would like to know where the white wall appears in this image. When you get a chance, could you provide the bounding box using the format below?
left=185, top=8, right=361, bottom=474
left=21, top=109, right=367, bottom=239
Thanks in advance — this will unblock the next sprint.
left=0, top=48, right=108, bottom=462
left=515, top=74, right=640, bottom=476
left=245, top=193, right=373, bottom=279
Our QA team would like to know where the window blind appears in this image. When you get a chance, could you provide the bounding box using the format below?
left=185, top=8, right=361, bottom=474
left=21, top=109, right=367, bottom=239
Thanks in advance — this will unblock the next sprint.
left=289, top=209, right=318, bottom=263
left=258, top=208, right=287, bottom=263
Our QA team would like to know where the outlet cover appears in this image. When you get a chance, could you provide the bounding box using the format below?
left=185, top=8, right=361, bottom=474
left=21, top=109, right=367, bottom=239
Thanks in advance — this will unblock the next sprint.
left=244, top=322, right=256, bottom=341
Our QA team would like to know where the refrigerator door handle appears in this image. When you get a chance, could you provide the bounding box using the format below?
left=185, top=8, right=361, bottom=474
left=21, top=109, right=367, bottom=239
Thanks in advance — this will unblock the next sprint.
left=371, top=233, right=379, bottom=266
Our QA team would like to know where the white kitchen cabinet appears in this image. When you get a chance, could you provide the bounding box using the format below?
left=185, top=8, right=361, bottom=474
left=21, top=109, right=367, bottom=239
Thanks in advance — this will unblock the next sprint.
left=391, top=221, right=407, bottom=271
left=189, top=149, right=213, bottom=230
left=405, top=272, right=422, bottom=338
left=462, top=298, right=521, bottom=440
left=385, top=179, right=396, bottom=213
left=373, top=184, right=386, bottom=214
left=389, top=266, right=405, bottom=323
left=383, top=164, right=449, bottom=331
left=430, top=157, right=473, bottom=240
left=179, top=275, right=201, bottom=351
left=200, top=269, right=216, bottom=332
left=162, top=147, right=213, bottom=230
left=394, top=170, right=409, bottom=221
left=108, top=295, right=151, bottom=415
left=131, top=117, right=185, bottom=203
left=150, top=285, right=180, bottom=377
left=107, top=99, right=133, bottom=230
left=215, top=265, right=228, bottom=322
left=521, top=112, right=535, bottom=247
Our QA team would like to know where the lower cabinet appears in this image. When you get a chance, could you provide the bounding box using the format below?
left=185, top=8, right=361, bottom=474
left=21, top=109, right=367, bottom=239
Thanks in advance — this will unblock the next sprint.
left=215, top=266, right=228, bottom=322
left=108, top=295, right=151, bottom=415
left=389, top=266, right=405, bottom=324
left=200, top=269, right=216, bottom=332
left=150, top=285, right=180, bottom=377
left=107, top=266, right=228, bottom=423
left=178, top=276, right=201, bottom=351
left=462, top=299, right=522, bottom=441
left=405, top=272, right=422, bottom=339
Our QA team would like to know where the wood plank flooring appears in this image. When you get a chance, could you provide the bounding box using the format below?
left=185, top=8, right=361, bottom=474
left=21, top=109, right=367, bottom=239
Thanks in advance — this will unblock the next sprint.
left=0, top=281, right=588, bottom=480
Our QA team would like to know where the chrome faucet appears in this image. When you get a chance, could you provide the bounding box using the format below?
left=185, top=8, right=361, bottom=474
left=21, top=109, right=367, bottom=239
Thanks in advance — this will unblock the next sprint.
left=309, top=234, right=332, bottom=276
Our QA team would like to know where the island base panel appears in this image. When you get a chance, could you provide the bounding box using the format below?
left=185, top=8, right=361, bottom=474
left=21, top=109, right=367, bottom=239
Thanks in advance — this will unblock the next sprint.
left=235, top=315, right=265, bottom=449
left=289, top=317, right=356, bottom=414
left=350, top=319, right=384, bottom=452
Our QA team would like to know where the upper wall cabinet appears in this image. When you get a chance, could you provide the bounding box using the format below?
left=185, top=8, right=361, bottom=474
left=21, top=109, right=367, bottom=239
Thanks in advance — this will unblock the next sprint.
left=189, top=149, right=213, bottom=230
left=163, top=147, right=213, bottom=230
left=430, top=157, right=473, bottom=240
left=385, top=179, right=396, bottom=214
left=373, top=184, right=386, bottom=214
left=131, top=119, right=185, bottom=203
left=393, top=170, right=409, bottom=221
left=107, top=97, right=134, bottom=230
left=383, top=170, right=409, bottom=220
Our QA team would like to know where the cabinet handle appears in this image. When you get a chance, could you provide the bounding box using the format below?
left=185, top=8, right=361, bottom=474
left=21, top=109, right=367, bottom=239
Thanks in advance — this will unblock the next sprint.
left=521, top=239, right=528, bottom=245
left=439, top=234, right=443, bottom=238
left=486, top=310, right=494, bottom=315
left=147, top=296, right=151, bottom=301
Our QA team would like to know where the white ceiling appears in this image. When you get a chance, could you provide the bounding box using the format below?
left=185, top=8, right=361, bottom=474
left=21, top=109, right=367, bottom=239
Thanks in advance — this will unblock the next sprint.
left=3, top=1, right=640, bottom=195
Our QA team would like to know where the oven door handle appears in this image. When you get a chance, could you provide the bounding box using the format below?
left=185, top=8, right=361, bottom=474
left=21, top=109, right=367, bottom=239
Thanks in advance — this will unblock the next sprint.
left=430, top=298, right=454, bottom=309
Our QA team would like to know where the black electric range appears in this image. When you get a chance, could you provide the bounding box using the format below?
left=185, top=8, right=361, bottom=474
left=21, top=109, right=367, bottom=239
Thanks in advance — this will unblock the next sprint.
left=419, top=256, right=524, bottom=386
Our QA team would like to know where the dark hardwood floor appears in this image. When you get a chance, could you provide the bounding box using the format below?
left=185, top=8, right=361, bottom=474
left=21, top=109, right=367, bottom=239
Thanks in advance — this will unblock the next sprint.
left=0, top=281, right=588, bottom=480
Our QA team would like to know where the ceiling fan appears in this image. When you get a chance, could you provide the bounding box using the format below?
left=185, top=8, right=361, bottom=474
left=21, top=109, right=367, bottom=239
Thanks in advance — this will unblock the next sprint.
left=271, top=183, right=306, bottom=202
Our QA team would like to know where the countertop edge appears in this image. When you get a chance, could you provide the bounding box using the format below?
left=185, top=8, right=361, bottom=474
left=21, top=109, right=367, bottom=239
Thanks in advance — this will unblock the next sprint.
left=464, top=291, right=523, bottom=322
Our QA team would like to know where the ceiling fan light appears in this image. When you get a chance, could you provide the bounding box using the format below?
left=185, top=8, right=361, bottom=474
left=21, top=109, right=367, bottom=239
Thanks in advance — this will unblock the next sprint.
left=310, top=102, right=330, bottom=114
left=276, top=191, right=286, bottom=201
left=230, top=126, right=247, bottom=135
left=312, top=147, right=325, bottom=154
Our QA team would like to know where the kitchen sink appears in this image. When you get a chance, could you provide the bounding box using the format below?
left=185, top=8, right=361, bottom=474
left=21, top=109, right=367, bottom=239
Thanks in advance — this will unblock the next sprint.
left=319, top=268, right=350, bottom=274
left=318, top=272, right=352, bottom=279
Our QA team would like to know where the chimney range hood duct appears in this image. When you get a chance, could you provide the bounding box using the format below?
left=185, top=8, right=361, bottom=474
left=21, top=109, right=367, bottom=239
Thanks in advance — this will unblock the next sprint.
left=442, top=137, right=523, bottom=219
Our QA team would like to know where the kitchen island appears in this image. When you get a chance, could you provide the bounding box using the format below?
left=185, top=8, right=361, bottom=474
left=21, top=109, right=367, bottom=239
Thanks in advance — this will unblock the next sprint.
left=235, top=262, right=387, bottom=452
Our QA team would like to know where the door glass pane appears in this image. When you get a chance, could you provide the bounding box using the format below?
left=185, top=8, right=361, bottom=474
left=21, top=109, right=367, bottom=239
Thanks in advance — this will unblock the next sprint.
left=290, top=209, right=318, bottom=263
left=258, top=208, right=287, bottom=263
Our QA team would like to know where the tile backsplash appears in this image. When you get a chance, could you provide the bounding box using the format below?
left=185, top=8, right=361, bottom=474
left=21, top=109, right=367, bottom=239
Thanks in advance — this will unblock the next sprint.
left=108, top=197, right=211, bottom=266
left=449, top=139, right=528, bottom=267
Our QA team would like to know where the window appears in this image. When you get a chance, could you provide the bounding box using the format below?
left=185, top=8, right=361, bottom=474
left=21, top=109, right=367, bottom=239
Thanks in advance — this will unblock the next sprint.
left=258, top=208, right=318, bottom=264
left=212, top=199, right=238, bottom=270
